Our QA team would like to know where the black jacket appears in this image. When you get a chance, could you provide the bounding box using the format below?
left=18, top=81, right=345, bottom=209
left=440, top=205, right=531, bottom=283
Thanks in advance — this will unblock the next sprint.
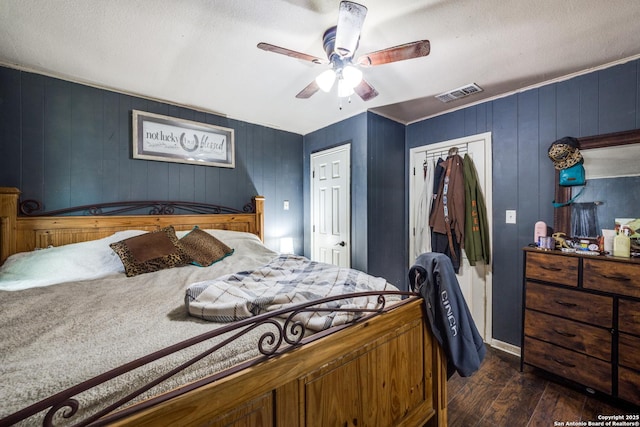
left=409, top=252, right=486, bottom=378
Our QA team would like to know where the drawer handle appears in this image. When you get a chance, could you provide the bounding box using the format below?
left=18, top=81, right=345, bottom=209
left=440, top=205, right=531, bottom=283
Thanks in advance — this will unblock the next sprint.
left=540, top=265, right=562, bottom=272
left=601, top=274, right=631, bottom=282
left=551, top=357, right=576, bottom=368
left=553, top=329, right=577, bottom=338
left=554, top=300, right=577, bottom=308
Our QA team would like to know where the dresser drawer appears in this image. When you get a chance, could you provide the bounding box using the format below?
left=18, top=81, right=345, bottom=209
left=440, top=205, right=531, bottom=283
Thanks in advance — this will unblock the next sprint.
left=583, top=259, right=640, bottom=299
left=619, top=299, right=640, bottom=336
left=619, top=333, right=640, bottom=370
left=525, top=282, right=613, bottom=327
left=525, top=252, right=579, bottom=286
left=618, top=366, right=640, bottom=406
left=524, top=309, right=611, bottom=361
left=524, top=336, right=612, bottom=394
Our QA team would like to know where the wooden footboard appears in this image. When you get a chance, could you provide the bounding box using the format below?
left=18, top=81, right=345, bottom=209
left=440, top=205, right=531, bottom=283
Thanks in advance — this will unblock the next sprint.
left=2, top=296, right=447, bottom=427
left=111, top=298, right=447, bottom=427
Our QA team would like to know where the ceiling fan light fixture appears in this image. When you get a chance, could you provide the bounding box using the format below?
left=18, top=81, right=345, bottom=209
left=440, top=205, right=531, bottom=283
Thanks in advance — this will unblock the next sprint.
left=342, top=65, right=362, bottom=88
left=259, top=1, right=428, bottom=104
left=337, top=78, right=355, bottom=98
left=315, top=69, right=336, bottom=92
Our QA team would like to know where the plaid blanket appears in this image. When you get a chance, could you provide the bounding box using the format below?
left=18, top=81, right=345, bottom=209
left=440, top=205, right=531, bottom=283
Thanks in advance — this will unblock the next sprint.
left=185, top=255, right=400, bottom=331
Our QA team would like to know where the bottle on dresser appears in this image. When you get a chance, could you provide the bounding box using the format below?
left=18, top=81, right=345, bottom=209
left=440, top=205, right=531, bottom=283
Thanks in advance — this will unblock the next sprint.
left=613, top=228, right=631, bottom=258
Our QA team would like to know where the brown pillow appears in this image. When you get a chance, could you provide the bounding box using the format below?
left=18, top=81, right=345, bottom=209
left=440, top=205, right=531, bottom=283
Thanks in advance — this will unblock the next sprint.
left=179, top=227, right=234, bottom=267
left=110, top=226, right=190, bottom=277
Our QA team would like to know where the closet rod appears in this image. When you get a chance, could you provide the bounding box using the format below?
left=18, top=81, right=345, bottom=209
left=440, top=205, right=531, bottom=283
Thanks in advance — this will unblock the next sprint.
left=424, top=146, right=468, bottom=161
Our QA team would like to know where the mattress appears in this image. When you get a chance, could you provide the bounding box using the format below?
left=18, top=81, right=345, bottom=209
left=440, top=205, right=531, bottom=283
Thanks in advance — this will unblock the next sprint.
left=0, top=229, right=400, bottom=425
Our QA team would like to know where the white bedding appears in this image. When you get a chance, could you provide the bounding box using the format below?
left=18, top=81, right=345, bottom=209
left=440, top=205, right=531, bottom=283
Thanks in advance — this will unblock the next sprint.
left=0, top=230, right=147, bottom=291
left=0, top=229, right=253, bottom=291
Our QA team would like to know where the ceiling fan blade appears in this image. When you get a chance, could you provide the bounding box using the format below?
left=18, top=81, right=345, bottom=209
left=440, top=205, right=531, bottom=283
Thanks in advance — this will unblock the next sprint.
left=334, top=1, right=367, bottom=57
left=257, top=42, right=327, bottom=65
left=296, top=80, right=320, bottom=99
left=353, top=78, right=378, bottom=101
left=356, top=40, right=430, bottom=67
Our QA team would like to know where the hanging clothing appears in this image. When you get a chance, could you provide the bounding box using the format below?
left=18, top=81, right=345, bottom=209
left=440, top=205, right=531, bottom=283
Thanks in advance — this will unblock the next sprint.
left=462, top=154, right=491, bottom=266
left=429, top=154, right=465, bottom=272
left=430, top=232, right=462, bottom=273
left=430, top=157, right=447, bottom=218
left=571, top=203, right=600, bottom=238
left=408, top=252, right=486, bottom=378
left=415, top=158, right=435, bottom=258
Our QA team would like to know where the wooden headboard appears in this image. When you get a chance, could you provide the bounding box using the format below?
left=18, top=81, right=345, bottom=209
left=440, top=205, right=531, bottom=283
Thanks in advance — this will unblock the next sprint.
left=0, top=187, right=264, bottom=264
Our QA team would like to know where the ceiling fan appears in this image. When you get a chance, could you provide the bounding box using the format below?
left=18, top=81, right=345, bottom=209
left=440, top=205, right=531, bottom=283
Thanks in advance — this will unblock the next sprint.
left=257, top=1, right=430, bottom=103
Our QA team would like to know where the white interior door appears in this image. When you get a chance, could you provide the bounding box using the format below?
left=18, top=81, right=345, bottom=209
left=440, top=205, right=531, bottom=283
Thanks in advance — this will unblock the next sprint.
left=409, top=132, right=493, bottom=341
left=310, top=144, right=351, bottom=267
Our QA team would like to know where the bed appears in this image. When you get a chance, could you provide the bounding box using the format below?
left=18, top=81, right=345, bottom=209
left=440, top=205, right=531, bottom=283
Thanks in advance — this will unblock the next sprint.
left=0, top=187, right=447, bottom=427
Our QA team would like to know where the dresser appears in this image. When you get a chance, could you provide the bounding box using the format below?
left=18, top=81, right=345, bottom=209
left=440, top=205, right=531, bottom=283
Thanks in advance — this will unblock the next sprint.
left=522, top=248, right=640, bottom=406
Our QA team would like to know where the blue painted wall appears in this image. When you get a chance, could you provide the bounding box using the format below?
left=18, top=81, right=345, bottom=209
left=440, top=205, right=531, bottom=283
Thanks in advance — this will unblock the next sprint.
left=302, top=112, right=406, bottom=288
left=303, top=113, right=369, bottom=272
left=366, top=113, right=406, bottom=288
left=577, top=176, right=640, bottom=234
left=0, top=67, right=304, bottom=252
left=407, top=58, right=640, bottom=346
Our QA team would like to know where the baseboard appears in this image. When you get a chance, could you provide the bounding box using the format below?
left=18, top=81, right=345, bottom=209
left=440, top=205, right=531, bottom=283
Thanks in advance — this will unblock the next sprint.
left=487, top=338, right=520, bottom=357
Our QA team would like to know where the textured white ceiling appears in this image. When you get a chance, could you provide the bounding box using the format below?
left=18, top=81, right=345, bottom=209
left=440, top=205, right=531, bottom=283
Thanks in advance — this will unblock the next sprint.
left=1, top=0, right=640, bottom=135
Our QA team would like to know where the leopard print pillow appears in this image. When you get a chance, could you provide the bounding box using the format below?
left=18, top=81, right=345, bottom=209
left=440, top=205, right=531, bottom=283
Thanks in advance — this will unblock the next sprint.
left=110, top=226, right=190, bottom=277
left=179, top=227, right=234, bottom=267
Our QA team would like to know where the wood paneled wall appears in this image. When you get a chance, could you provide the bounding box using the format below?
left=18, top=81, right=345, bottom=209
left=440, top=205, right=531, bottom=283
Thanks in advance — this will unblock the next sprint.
left=0, top=67, right=304, bottom=252
left=407, top=58, right=640, bottom=346
left=303, top=113, right=369, bottom=272
left=302, top=112, right=407, bottom=290
left=366, top=113, right=406, bottom=288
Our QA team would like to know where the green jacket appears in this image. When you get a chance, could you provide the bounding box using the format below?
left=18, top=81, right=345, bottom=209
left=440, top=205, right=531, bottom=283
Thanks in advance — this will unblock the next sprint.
left=463, top=154, right=490, bottom=265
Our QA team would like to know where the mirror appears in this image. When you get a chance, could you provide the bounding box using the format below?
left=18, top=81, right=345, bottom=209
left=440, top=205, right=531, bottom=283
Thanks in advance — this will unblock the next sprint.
left=553, top=128, right=640, bottom=237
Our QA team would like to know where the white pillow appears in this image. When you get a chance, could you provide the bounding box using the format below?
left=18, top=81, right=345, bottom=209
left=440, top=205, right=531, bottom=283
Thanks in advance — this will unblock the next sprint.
left=0, top=230, right=147, bottom=291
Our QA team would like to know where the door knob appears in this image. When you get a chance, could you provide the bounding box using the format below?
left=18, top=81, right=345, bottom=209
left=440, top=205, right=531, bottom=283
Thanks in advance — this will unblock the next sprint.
left=336, top=241, right=346, bottom=247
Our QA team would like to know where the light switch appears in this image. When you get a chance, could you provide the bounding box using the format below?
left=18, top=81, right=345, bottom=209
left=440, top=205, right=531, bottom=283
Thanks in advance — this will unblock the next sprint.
left=283, top=200, right=289, bottom=210
left=505, top=210, right=516, bottom=224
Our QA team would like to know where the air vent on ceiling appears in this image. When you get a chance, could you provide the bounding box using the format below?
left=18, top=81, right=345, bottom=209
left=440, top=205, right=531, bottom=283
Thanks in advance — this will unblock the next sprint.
left=435, top=83, right=483, bottom=103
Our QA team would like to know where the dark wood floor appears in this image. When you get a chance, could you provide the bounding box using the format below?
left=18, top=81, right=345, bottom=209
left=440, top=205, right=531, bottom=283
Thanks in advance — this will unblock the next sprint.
left=447, top=346, right=638, bottom=427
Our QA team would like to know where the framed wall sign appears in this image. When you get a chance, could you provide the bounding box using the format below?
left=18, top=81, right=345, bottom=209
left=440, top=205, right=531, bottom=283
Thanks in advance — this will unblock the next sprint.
left=132, top=110, right=235, bottom=168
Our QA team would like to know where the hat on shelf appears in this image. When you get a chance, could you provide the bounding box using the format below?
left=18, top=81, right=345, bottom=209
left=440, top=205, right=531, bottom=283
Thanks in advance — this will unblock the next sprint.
left=548, top=136, right=582, bottom=170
